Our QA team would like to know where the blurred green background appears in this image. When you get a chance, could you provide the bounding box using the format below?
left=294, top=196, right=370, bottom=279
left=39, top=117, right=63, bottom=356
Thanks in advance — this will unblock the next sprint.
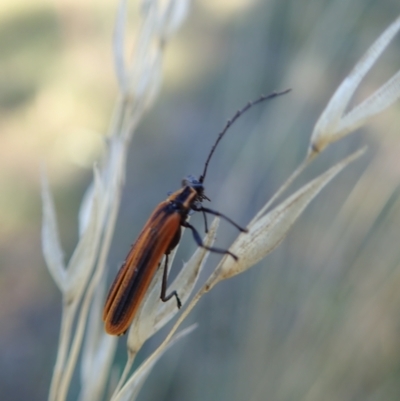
left=1, top=0, right=400, bottom=400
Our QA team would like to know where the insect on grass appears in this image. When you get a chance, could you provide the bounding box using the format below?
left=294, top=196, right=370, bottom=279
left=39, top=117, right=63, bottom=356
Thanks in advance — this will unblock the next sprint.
left=103, top=90, right=290, bottom=335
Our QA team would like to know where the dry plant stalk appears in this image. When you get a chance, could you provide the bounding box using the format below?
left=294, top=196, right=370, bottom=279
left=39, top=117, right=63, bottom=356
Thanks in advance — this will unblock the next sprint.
left=41, top=2, right=400, bottom=401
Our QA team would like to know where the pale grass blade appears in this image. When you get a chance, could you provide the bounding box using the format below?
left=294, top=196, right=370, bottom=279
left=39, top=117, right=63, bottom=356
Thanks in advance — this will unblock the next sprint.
left=310, top=15, right=400, bottom=153
left=113, top=325, right=197, bottom=401
left=217, top=148, right=366, bottom=282
left=41, top=168, right=66, bottom=292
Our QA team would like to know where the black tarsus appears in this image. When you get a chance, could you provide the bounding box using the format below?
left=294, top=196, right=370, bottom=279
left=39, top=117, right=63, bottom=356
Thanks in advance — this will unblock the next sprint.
left=182, top=221, right=238, bottom=261
left=160, top=253, right=182, bottom=308
left=199, top=89, right=291, bottom=183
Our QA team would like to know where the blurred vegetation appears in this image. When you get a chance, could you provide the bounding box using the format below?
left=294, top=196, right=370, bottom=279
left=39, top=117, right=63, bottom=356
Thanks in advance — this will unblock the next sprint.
left=1, top=0, right=400, bottom=400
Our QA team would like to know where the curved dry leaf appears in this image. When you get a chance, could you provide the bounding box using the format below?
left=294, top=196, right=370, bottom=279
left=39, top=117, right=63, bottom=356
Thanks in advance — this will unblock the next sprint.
left=80, top=273, right=106, bottom=383
left=126, top=4, right=157, bottom=101
left=106, top=137, right=127, bottom=195
left=41, top=168, right=66, bottom=292
left=310, top=15, right=400, bottom=153
left=142, top=52, right=163, bottom=110
left=78, top=182, right=94, bottom=237
left=79, top=332, right=117, bottom=401
left=113, top=325, right=197, bottom=401
left=126, top=1, right=189, bottom=108
left=66, top=167, right=103, bottom=302
left=79, top=275, right=118, bottom=401
left=80, top=138, right=123, bottom=239
left=339, top=69, right=400, bottom=134
left=132, top=48, right=163, bottom=107
left=100, top=138, right=126, bottom=229
left=217, top=148, right=366, bottom=281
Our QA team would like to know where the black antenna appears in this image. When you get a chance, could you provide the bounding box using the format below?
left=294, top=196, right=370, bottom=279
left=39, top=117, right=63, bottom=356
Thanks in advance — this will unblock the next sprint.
left=198, top=89, right=291, bottom=183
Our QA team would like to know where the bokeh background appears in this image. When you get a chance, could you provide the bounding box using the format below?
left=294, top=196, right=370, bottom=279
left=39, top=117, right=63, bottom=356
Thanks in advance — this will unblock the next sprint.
left=2, top=0, right=400, bottom=400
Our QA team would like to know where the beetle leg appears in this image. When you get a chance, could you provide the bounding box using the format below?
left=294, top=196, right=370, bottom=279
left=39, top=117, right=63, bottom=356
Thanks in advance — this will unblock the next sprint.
left=182, top=221, right=238, bottom=261
left=192, top=205, right=248, bottom=233
left=160, top=253, right=182, bottom=308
